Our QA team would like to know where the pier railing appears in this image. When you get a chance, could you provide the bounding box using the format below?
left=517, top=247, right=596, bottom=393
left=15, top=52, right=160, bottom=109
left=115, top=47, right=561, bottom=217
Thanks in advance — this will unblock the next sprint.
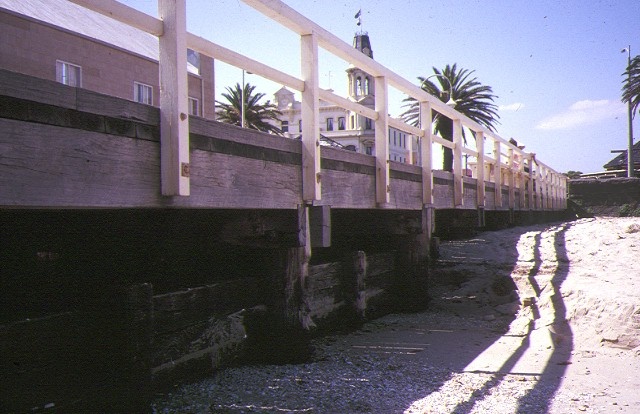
left=69, top=0, right=566, bottom=211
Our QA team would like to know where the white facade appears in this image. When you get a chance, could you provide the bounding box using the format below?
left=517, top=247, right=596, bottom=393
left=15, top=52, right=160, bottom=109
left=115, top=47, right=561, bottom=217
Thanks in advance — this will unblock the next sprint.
left=272, top=32, right=413, bottom=163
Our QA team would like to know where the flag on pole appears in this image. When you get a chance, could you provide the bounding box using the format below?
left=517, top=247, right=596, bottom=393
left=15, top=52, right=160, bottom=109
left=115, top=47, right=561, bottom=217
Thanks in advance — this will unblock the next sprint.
left=355, top=9, right=362, bottom=26
left=354, top=9, right=361, bottom=19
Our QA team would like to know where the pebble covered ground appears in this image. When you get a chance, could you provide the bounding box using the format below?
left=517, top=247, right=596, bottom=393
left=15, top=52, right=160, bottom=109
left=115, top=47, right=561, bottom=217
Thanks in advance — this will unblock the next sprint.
left=153, top=218, right=640, bottom=414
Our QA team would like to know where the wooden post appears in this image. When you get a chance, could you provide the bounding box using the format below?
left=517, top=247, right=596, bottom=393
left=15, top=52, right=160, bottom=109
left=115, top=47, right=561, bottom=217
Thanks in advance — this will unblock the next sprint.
left=493, top=140, right=502, bottom=208
left=309, top=205, right=331, bottom=248
left=423, top=205, right=436, bottom=261
left=122, top=283, right=153, bottom=412
left=508, top=147, right=515, bottom=209
left=283, top=205, right=314, bottom=330
left=537, top=164, right=544, bottom=210
left=528, top=155, right=535, bottom=210
left=519, top=151, right=526, bottom=209
left=476, top=131, right=485, bottom=208
left=374, top=75, right=390, bottom=205
left=407, top=133, right=414, bottom=165
left=452, top=119, right=463, bottom=207
left=301, top=33, right=321, bottom=202
left=353, top=250, right=367, bottom=320
left=158, top=0, right=190, bottom=196
left=420, top=101, right=433, bottom=206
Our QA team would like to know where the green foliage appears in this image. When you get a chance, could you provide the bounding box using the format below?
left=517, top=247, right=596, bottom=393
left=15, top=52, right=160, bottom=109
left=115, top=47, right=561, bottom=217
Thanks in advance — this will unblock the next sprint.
left=216, top=83, right=283, bottom=134
left=619, top=203, right=640, bottom=217
left=401, top=64, right=500, bottom=172
left=622, top=55, right=640, bottom=118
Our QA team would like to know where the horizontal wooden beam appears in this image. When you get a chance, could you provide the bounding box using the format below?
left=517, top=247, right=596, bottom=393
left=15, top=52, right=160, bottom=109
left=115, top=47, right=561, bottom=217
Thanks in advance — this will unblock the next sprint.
left=187, top=33, right=305, bottom=93
left=68, top=0, right=163, bottom=36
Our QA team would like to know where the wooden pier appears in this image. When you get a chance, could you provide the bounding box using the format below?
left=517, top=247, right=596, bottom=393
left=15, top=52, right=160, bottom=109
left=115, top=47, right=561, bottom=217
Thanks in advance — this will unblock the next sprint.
left=0, top=0, right=567, bottom=411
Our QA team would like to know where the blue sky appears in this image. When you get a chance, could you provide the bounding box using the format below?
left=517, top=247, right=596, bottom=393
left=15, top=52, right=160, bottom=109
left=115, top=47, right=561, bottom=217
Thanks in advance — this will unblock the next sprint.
left=119, top=0, right=639, bottom=174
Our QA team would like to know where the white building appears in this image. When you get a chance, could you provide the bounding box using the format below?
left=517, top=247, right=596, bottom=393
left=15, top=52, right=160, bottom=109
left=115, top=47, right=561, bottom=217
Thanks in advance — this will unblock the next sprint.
left=273, top=32, right=413, bottom=163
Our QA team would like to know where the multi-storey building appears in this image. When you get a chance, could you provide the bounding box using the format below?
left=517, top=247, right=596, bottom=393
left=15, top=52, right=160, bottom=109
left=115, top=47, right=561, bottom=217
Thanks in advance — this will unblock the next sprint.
left=0, top=0, right=215, bottom=119
left=273, top=32, right=414, bottom=163
left=1, top=0, right=413, bottom=162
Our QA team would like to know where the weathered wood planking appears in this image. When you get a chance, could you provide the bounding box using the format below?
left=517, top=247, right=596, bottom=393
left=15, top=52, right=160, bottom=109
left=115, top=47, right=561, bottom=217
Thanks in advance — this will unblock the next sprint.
left=1, top=69, right=534, bottom=212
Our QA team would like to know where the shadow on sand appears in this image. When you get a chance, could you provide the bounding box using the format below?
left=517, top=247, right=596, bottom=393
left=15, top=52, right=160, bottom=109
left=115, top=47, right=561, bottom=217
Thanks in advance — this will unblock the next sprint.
left=152, top=222, right=576, bottom=413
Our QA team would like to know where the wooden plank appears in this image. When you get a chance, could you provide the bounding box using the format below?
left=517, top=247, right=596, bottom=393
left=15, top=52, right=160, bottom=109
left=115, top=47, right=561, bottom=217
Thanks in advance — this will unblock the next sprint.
left=508, top=147, right=516, bottom=209
left=69, top=0, right=164, bottom=36
left=188, top=33, right=304, bottom=93
left=493, top=140, right=502, bottom=207
left=76, top=88, right=160, bottom=126
left=420, top=102, right=434, bottom=205
left=452, top=119, right=463, bottom=207
left=0, top=68, right=77, bottom=109
left=388, top=172, right=423, bottom=210
left=0, top=119, right=161, bottom=208
left=318, top=168, right=376, bottom=209
left=159, top=0, right=190, bottom=196
left=301, top=33, right=321, bottom=201
left=476, top=131, right=486, bottom=207
left=375, top=75, right=390, bottom=205
left=190, top=117, right=300, bottom=154
left=0, top=119, right=304, bottom=209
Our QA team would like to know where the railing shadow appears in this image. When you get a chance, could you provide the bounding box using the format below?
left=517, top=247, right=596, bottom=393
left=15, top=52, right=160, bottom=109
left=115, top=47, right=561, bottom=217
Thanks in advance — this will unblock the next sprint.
left=403, top=222, right=574, bottom=414
left=515, top=222, right=573, bottom=413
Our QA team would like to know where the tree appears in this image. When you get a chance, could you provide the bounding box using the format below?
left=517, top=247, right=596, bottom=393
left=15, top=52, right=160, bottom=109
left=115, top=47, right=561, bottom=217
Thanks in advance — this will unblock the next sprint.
left=216, top=83, right=283, bottom=134
left=565, top=171, right=583, bottom=179
left=622, top=55, right=640, bottom=118
left=401, top=64, right=500, bottom=171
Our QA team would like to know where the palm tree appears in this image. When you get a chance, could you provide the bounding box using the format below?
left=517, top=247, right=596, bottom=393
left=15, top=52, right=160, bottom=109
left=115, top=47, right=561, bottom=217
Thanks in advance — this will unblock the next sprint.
left=622, top=55, right=640, bottom=118
left=216, top=83, right=283, bottom=134
left=401, top=64, right=500, bottom=172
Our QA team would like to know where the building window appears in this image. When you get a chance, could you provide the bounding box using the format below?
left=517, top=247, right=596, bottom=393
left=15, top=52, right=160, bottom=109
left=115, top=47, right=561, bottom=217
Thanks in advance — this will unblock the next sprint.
left=364, top=77, right=370, bottom=95
left=281, top=120, right=289, bottom=133
left=326, top=118, right=334, bottom=131
left=134, top=81, right=153, bottom=105
left=365, top=118, right=372, bottom=130
left=188, top=97, right=199, bottom=116
left=187, top=49, right=200, bottom=75
left=298, top=120, right=302, bottom=132
left=338, top=117, right=346, bottom=130
left=350, top=115, right=355, bottom=129
left=56, top=60, right=81, bottom=87
left=356, top=77, right=362, bottom=95
left=365, top=146, right=373, bottom=155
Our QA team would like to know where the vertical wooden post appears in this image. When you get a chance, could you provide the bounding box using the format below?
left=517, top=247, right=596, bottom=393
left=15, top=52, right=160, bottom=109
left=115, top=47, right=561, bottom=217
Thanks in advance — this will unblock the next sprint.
left=353, top=250, right=367, bottom=320
left=508, top=147, right=515, bottom=209
left=452, top=119, right=463, bottom=207
left=493, top=140, right=502, bottom=208
left=420, top=101, right=433, bottom=206
left=123, top=283, right=153, bottom=412
left=407, top=134, right=414, bottom=165
left=423, top=205, right=436, bottom=260
left=537, top=164, right=544, bottom=210
left=550, top=172, right=557, bottom=210
left=476, top=131, right=485, bottom=208
left=283, top=205, right=314, bottom=330
left=301, top=34, right=321, bottom=202
left=518, top=151, right=526, bottom=209
left=528, top=155, right=535, bottom=210
left=374, top=75, right=389, bottom=205
left=158, top=0, right=190, bottom=196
